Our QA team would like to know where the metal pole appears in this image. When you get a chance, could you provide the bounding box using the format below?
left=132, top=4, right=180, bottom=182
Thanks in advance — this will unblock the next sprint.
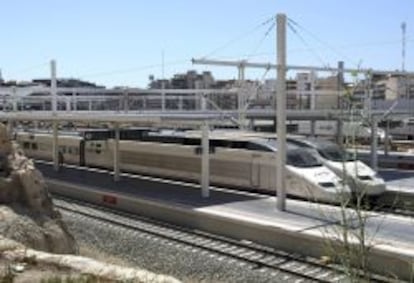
left=66, top=97, right=71, bottom=112
left=161, top=81, right=166, bottom=112
left=179, top=95, right=183, bottom=111
left=162, top=50, right=166, bottom=112
left=310, top=120, right=316, bottom=137
left=384, top=119, right=390, bottom=156
left=370, top=117, right=378, bottom=172
left=114, top=123, right=120, bottom=181
left=337, top=61, right=344, bottom=146
left=52, top=121, right=59, bottom=171
left=123, top=90, right=129, bottom=113
left=310, top=71, right=316, bottom=110
left=12, top=86, right=17, bottom=112
left=367, top=72, right=378, bottom=171
left=201, top=94, right=207, bottom=111
left=50, top=59, right=59, bottom=171
left=51, top=60, right=57, bottom=113
left=72, top=90, right=77, bottom=111
left=201, top=120, right=210, bottom=198
left=238, top=63, right=246, bottom=129
left=276, top=14, right=287, bottom=211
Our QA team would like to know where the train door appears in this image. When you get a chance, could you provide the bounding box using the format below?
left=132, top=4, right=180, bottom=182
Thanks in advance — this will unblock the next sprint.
left=251, top=155, right=261, bottom=188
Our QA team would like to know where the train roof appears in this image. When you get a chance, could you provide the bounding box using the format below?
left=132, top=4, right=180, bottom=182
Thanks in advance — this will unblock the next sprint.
left=179, top=129, right=275, bottom=141
left=18, top=127, right=155, bottom=141
left=150, top=129, right=305, bottom=151
left=287, top=136, right=338, bottom=149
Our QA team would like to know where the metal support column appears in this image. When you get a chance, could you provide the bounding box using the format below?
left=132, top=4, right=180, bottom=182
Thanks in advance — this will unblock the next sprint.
left=72, top=90, right=77, bottom=111
left=201, top=120, right=210, bottom=198
left=337, top=61, right=344, bottom=146
left=384, top=120, right=390, bottom=156
left=66, top=97, right=71, bottom=112
left=51, top=59, right=59, bottom=171
left=370, top=117, right=378, bottom=172
left=123, top=90, right=129, bottom=113
left=52, top=121, right=59, bottom=171
left=12, top=87, right=17, bottom=112
left=238, top=63, right=246, bottom=129
left=51, top=60, right=57, bottom=112
left=310, top=120, right=316, bottom=137
left=113, top=123, right=120, bottom=181
left=276, top=14, right=287, bottom=211
left=161, top=81, right=166, bottom=112
left=143, top=97, right=147, bottom=110
left=201, top=94, right=207, bottom=111
left=178, top=95, right=183, bottom=111
left=310, top=71, right=316, bottom=110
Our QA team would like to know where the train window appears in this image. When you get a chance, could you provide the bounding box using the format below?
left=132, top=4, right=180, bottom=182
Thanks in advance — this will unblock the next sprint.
left=23, top=142, right=30, bottom=149
left=287, top=150, right=321, bottom=168
left=230, top=141, right=247, bottom=149
left=95, top=149, right=101, bottom=154
left=183, top=138, right=200, bottom=146
left=67, top=147, right=72, bottom=154
left=210, top=139, right=231, bottom=148
left=247, top=142, right=272, bottom=152
left=31, top=143, right=38, bottom=150
left=96, top=143, right=102, bottom=148
left=317, top=145, right=355, bottom=162
left=162, top=136, right=184, bottom=144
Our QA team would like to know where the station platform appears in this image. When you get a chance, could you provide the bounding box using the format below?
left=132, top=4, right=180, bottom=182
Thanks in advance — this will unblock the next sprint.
left=35, top=161, right=414, bottom=280
left=379, top=168, right=414, bottom=193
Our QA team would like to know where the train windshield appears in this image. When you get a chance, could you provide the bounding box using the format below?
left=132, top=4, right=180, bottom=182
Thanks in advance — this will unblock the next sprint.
left=287, top=149, right=322, bottom=168
left=317, top=145, right=355, bottom=162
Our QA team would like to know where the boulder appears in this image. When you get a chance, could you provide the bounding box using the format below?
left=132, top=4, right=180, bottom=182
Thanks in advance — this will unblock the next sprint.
left=0, top=236, right=181, bottom=283
left=0, top=123, right=77, bottom=254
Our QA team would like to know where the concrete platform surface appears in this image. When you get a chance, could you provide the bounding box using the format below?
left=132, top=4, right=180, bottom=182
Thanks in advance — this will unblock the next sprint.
left=35, top=162, right=414, bottom=250
left=35, top=161, right=414, bottom=280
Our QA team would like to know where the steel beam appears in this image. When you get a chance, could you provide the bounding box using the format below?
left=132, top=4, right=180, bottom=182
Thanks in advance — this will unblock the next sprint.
left=201, top=120, right=210, bottom=198
left=276, top=14, right=287, bottom=211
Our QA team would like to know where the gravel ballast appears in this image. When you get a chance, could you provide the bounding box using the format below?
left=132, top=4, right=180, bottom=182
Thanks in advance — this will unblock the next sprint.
left=60, top=209, right=311, bottom=283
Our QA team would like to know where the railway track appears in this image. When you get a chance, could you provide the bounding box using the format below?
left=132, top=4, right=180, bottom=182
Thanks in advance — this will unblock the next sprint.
left=53, top=196, right=394, bottom=283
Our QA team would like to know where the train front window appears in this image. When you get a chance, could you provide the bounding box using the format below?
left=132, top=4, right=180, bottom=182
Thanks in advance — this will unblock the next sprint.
left=287, top=150, right=322, bottom=168
left=318, top=145, right=354, bottom=162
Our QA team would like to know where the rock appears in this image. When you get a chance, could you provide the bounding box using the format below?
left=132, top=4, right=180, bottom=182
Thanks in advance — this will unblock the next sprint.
left=0, top=123, right=78, bottom=254
left=0, top=236, right=181, bottom=283
left=0, top=206, right=77, bottom=254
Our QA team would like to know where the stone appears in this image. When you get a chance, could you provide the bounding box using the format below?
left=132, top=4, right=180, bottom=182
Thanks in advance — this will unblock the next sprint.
left=0, top=236, right=182, bottom=283
left=0, top=123, right=78, bottom=254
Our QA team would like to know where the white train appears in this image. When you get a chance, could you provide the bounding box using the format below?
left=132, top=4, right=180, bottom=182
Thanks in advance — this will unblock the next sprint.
left=288, top=120, right=386, bottom=143
left=287, top=137, right=386, bottom=197
left=16, top=129, right=353, bottom=204
left=389, top=117, right=414, bottom=140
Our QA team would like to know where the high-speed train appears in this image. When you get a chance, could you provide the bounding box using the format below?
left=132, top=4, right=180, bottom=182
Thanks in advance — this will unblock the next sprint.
left=15, top=128, right=352, bottom=203
left=287, top=137, right=386, bottom=197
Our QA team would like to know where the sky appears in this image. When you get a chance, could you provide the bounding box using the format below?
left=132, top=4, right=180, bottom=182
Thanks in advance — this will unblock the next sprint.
left=1, top=0, right=413, bottom=88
